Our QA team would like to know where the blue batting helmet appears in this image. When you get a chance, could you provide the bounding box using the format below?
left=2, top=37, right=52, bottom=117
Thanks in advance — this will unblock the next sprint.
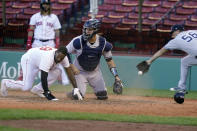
left=174, top=92, right=185, bottom=104
left=170, top=24, right=184, bottom=34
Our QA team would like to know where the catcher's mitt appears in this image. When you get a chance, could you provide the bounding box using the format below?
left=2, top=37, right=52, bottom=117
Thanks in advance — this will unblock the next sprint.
left=136, top=60, right=150, bottom=73
left=113, top=80, right=123, bottom=94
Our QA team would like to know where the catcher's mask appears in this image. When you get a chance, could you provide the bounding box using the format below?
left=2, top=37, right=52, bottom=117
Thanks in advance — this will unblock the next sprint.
left=82, top=19, right=101, bottom=41
left=170, top=24, right=184, bottom=34
left=174, top=92, right=185, bottom=104
left=40, top=0, right=51, bottom=13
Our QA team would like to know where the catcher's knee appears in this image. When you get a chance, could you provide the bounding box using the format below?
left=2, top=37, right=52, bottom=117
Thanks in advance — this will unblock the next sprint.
left=95, top=90, right=108, bottom=100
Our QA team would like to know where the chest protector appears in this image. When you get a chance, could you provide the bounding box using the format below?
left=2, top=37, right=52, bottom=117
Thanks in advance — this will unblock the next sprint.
left=78, top=36, right=106, bottom=71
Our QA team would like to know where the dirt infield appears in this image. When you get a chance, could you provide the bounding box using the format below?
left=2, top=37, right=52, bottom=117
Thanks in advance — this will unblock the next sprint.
left=0, top=90, right=197, bottom=131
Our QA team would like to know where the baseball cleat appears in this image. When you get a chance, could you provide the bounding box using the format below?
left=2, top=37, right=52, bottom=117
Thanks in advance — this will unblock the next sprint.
left=30, top=87, right=45, bottom=98
left=170, top=87, right=187, bottom=94
left=43, top=91, right=58, bottom=101
left=1, top=79, right=8, bottom=96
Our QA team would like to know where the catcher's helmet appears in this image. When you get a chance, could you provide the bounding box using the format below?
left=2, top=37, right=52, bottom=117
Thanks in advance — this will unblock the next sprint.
left=82, top=19, right=101, bottom=41
left=170, top=24, right=184, bottom=34
left=40, top=0, right=51, bottom=12
left=174, top=92, right=185, bottom=104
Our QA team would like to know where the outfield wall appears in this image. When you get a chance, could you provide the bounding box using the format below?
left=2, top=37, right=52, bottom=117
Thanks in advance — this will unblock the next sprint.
left=0, top=51, right=196, bottom=90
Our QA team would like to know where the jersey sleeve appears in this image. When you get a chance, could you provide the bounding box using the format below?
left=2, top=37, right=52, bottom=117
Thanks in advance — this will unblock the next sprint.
left=163, top=39, right=179, bottom=50
left=103, top=41, right=113, bottom=59
left=61, top=56, right=70, bottom=68
left=53, top=15, right=61, bottom=30
left=29, top=14, right=36, bottom=25
left=66, top=37, right=81, bottom=54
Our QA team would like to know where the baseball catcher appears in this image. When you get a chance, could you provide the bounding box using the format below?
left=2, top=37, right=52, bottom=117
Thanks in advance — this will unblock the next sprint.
left=136, top=60, right=150, bottom=74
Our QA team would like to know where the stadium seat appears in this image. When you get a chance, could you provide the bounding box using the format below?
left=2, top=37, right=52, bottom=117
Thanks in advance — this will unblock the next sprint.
left=104, top=0, right=122, bottom=5
left=88, top=11, right=107, bottom=18
left=185, top=20, right=197, bottom=28
left=6, top=8, right=23, bottom=14
left=0, top=2, right=12, bottom=8
left=155, top=6, right=171, bottom=13
left=162, top=1, right=180, bottom=8
left=148, top=13, right=164, bottom=20
left=182, top=1, right=197, bottom=9
left=122, top=0, right=138, bottom=7
left=163, top=19, right=184, bottom=26
left=31, top=3, right=40, bottom=9
left=98, top=4, right=115, bottom=11
left=108, top=12, right=127, bottom=19
left=143, top=19, right=157, bottom=26
left=176, top=7, right=196, bottom=15
left=190, top=15, right=197, bottom=22
left=24, top=8, right=40, bottom=15
left=16, top=14, right=31, bottom=21
left=169, top=14, right=188, bottom=21
left=143, top=0, right=161, bottom=7
left=58, top=0, right=76, bottom=4
left=128, top=12, right=147, bottom=19
left=135, top=7, right=154, bottom=13
left=12, top=2, right=31, bottom=9
left=122, top=18, right=138, bottom=25
left=115, top=5, right=134, bottom=13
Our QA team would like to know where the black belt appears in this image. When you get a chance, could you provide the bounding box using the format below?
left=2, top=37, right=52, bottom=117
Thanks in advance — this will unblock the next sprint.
left=36, top=39, right=54, bottom=42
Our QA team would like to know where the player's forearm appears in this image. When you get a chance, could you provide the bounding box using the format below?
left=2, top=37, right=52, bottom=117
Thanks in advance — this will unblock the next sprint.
left=147, top=48, right=168, bottom=65
left=65, top=67, right=77, bottom=88
left=41, top=70, right=49, bottom=92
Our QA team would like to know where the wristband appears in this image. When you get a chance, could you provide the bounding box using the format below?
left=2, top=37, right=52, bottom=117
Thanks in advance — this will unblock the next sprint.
left=55, top=37, right=60, bottom=48
left=110, top=67, right=118, bottom=77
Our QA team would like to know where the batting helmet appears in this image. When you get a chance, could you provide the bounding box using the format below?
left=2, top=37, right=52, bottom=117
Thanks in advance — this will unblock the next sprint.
left=40, top=0, right=51, bottom=12
left=174, top=92, right=185, bottom=104
left=82, top=19, right=101, bottom=41
left=170, top=24, right=184, bottom=34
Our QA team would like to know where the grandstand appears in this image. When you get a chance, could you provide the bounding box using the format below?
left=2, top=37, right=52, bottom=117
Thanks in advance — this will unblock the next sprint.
left=0, top=0, right=197, bottom=55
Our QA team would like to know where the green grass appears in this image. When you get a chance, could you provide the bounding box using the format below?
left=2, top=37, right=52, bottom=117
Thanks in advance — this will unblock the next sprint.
left=0, top=109, right=197, bottom=126
left=0, top=125, right=42, bottom=131
left=50, top=84, right=197, bottom=99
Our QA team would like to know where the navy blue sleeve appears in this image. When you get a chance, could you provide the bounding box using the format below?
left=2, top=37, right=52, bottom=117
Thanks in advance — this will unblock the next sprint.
left=104, top=41, right=113, bottom=52
left=73, top=38, right=81, bottom=50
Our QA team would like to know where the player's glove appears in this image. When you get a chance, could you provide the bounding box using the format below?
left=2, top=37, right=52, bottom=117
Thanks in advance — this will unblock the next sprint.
left=113, top=79, right=123, bottom=95
left=136, top=60, right=150, bottom=74
left=72, top=88, right=83, bottom=100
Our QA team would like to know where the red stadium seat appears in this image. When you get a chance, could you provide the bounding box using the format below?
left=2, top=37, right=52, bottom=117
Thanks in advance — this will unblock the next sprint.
left=135, top=7, right=154, bottom=13
left=190, top=15, right=197, bottom=22
left=185, top=20, right=197, bottom=27
left=16, top=14, right=31, bottom=20
left=163, top=19, right=184, bottom=26
left=122, top=18, right=138, bottom=25
left=58, top=0, right=76, bottom=4
left=88, top=11, right=107, bottom=18
left=162, top=1, right=180, bottom=8
left=128, top=12, right=147, bottom=19
left=102, top=17, right=121, bottom=24
left=0, top=2, right=12, bottom=8
left=182, top=1, right=197, bottom=9
left=108, top=12, right=127, bottom=19
left=148, top=13, right=164, bottom=20
left=104, top=0, right=122, bottom=5
left=115, top=5, right=134, bottom=13
left=31, top=3, right=40, bottom=9
left=176, top=7, right=196, bottom=15
left=143, top=0, right=161, bottom=7
left=24, top=8, right=40, bottom=15
left=155, top=6, right=171, bottom=13
left=6, top=8, right=23, bottom=14
left=98, top=4, right=115, bottom=11
left=52, top=3, right=71, bottom=10
left=122, top=0, right=138, bottom=7
left=12, top=2, right=31, bottom=9
left=142, top=19, right=157, bottom=26
left=169, top=14, right=188, bottom=21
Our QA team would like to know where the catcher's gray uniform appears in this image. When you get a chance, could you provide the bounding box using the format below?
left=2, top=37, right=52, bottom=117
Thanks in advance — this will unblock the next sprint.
left=66, top=34, right=112, bottom=97
left=164, top=30, right=197, bottom=90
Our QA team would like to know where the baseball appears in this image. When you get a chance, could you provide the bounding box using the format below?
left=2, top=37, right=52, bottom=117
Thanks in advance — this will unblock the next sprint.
left=138, top=71, right=143, bottom=75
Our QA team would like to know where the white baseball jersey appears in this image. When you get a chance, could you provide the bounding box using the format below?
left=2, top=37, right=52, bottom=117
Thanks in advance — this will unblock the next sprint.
left=30, top=12, right=61, bottom=40
left=164, top=30, right=197, bottom=56
left=26, top=46, right=70, bottom=72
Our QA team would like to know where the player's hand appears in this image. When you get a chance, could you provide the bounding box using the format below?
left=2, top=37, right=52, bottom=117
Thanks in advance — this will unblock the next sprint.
left=26, top=41, right=32, bottom=50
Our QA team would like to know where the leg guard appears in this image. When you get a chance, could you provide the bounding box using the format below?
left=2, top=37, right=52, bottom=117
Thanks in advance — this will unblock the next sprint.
left=95, top=90, right=108, bottom=100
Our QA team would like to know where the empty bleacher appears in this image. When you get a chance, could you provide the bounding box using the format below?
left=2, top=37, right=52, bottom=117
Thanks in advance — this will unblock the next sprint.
left=0, top=0, right=197, bottom=56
